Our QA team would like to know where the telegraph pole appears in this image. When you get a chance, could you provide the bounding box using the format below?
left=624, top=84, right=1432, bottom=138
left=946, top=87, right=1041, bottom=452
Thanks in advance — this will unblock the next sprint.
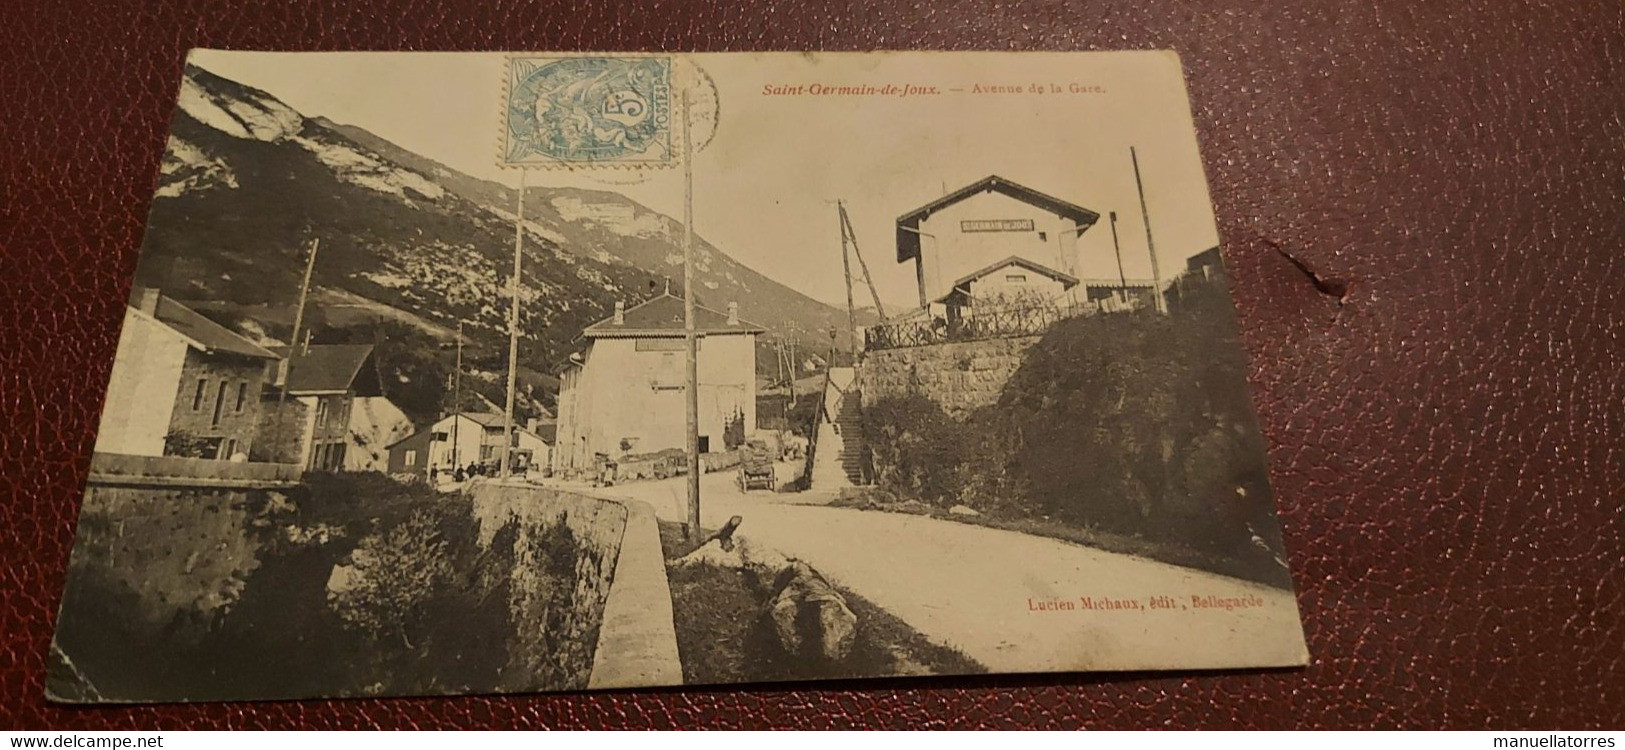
left=786, top=333, right=797, bottom=412
left=451, top=321, right=463, bottom=474
left=781, top=342, right=794, bottom=422
left=1131, top=147, right=1168, bottom=315
left=839, top=202, right=888, bottom=323
left=1109, top=211, right=1129, bottom=291
left=282, top=237, right=320, bottom=403
left=501, top=172, right=525, bottom=478
left=838, top=202, right=859, bottom=361
left=682, top=85, right=702, bottom=539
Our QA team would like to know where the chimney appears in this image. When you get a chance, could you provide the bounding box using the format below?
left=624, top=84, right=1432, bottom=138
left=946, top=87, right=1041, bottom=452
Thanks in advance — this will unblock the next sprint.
left=727, top=301, right=739, bottom=326
left=613, top=300, right=625, bottom=325
left=135, top=287, right=161, bottom=315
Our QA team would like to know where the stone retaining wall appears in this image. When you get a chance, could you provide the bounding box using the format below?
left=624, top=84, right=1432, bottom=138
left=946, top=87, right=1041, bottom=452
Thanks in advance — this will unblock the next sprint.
left=65, top=482, right=279, bottom=627
left=53, top=474, right=682, bottom=700
left=858, top=335, right=1042, bottom=418
left=466, top=484, right=627, bottom=689
left=468, top=483, right=682, bottom=690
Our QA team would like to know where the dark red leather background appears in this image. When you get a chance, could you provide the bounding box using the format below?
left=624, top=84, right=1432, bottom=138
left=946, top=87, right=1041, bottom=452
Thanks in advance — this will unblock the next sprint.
left=3, top=0, right=1621, bottom=730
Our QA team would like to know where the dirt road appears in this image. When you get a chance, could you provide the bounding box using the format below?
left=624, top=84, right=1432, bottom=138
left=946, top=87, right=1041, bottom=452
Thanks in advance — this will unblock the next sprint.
left=580, top=466, right=1309, bottom=674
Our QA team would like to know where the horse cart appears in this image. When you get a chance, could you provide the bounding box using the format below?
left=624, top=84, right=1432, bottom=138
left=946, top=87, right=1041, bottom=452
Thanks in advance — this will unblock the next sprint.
left=736, top=440, right=777, bottom=492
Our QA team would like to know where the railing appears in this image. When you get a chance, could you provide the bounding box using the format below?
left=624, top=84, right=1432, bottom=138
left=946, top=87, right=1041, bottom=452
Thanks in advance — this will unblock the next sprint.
left=864, top=300, right=1104, bottom=351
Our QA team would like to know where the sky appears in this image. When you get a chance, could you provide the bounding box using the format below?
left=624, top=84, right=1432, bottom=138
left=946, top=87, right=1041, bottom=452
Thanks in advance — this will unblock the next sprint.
left=190, top=50, right=1222, bottom=309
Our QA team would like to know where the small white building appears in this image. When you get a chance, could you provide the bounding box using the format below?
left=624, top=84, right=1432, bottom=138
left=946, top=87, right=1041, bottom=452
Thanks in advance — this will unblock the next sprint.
left=896, top=175, right=1100, bottom=308
left=937, top=256, right=1080, bottom=312
left=386, top=412, right=504, bottom=477
left=553, top=294, right=763, bottom=475
left=513, top=427, right=552, bottom=473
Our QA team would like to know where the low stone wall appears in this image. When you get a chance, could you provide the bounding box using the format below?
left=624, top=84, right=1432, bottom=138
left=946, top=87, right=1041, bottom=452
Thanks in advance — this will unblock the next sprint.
left=587, top=499, right=684, bottom=689
left=87, top=452, right=303, bottom=488
left=858, top=335, right=1042, bottom=418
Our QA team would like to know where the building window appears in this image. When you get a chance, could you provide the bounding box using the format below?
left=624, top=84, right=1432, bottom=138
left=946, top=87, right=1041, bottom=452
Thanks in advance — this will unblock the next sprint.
left=651, top=351, right=685, bottom=390
left=211, top=380, right=228, bottom=427
left=192, top=378, right=207, bottom=410
left=1005, top=274, right=1028, bottom=283
left=432, top=431, right=448, bottom=442
left=311, top=442, right=346, bottom=471
left=314, top=399, right=329, bottom=427
left=405, top=449, right=418, bottom=467
left=1037, top=231, right=1048, bottom=241
left=235, top=382, right=248, bottom=412
left=221, top=438, right=238, bottom=460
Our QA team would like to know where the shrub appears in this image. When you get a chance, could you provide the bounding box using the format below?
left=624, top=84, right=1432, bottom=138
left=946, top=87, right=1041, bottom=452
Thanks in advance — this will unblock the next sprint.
left=859, top=271, right=1283, bottom=558
left=860, top=392, right=966, bottom=506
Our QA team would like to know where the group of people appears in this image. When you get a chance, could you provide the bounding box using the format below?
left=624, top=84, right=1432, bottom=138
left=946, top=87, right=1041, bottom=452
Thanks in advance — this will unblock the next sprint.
left=428, top=462, right=510, bottom=484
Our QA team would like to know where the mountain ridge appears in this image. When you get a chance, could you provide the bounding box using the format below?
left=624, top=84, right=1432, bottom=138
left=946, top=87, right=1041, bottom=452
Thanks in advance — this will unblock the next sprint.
left=309, top=116, right=855, bottom=343
left=141, top=64, right=853, bottom=357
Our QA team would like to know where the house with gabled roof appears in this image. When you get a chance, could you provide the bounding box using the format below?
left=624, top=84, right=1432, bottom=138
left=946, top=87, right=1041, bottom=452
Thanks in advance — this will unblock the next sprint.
left=386, top=410, right=555, bottom=481
left=552, top=293, right=763, bottom=475
left=896, top=175, right=1100, bottom=308
left=937, top=255, right=1081, bottom=309
left=95, top=288, right=282, bottom=460
left=253, top=342, right=389, bottom=471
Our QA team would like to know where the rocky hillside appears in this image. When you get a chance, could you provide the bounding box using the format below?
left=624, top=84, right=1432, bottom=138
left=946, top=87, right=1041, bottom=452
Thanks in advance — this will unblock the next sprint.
left=135, top=65, right=850, bottom=379
left=141, top=66, right=638, bottom=362
left=320, top=118, right=852, bottom=341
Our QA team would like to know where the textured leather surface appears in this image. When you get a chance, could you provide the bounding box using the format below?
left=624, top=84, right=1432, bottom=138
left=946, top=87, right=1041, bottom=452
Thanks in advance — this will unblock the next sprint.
left=3, top=0, right=1621, bottom=730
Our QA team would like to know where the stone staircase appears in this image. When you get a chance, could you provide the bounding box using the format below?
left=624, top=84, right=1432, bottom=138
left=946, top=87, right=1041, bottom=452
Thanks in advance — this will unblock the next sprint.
left=810, top=367, right=866, bottom=489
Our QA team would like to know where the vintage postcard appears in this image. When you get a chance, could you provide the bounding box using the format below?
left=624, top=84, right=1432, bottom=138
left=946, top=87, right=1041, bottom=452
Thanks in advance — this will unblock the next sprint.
left=50, top=50, right=1308, bottom=703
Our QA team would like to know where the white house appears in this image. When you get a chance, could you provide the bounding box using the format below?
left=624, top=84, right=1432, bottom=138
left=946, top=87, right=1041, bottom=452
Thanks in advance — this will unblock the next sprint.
left=386, top=412, right=505, bottom=477
left=895, top=175, right=1101, bottom=308
left=552, top=294, right=763, bottom=475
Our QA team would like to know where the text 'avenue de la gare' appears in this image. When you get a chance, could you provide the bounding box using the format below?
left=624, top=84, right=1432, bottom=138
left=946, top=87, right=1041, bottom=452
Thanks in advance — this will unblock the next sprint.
left=1027, top=594, right=1269, bottom=613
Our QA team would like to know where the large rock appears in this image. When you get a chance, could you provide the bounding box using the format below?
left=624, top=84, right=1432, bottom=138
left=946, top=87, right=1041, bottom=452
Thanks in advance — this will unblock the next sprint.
left=673, top=531, right=858, bottom=662
left=765, top=562, right=857, bottom=663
